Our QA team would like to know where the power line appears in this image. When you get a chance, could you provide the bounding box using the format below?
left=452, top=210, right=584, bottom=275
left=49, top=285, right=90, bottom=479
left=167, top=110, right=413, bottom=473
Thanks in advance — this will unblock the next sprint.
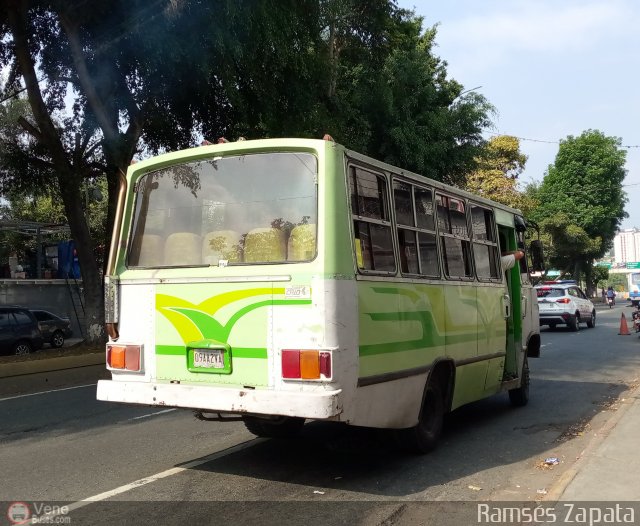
left=487, top=132, right=640, bottom=150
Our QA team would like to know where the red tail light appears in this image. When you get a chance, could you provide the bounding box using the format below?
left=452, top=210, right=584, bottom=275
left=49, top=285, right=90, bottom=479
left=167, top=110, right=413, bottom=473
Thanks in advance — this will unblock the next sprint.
left=281, top=349, right=332, bottom=380
left=281, top=350, right=301, bottom=378
left=556, top=298, right=571, bottom=304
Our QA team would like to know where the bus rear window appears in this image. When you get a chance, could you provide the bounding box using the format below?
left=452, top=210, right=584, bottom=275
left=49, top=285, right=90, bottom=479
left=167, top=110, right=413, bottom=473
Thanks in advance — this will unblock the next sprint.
left=127, top=152, right=318, bottom=268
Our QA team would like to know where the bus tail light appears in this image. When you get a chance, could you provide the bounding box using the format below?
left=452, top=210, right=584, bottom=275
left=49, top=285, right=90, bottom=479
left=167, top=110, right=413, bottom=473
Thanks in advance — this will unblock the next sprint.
left=281, top=350, right=332, bottom=380
left=107, top=344, right=142, bottom=372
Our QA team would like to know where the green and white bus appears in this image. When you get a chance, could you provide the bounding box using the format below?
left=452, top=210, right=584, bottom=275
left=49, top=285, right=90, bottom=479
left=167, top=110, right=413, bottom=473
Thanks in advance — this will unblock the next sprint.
left=97, top=137, right=541, bottom=452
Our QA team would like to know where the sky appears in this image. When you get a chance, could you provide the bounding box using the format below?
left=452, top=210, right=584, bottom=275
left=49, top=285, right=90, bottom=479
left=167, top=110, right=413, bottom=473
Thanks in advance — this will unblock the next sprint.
left=398, top=0, right=640, bottom=229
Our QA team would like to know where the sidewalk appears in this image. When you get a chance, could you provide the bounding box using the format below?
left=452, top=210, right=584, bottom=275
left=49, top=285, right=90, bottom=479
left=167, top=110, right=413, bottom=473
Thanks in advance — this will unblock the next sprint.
left=0, top=350, right=104, bottom=378
left=0, top=338, right=103, bottom=378
left=549, top=383, right=640, bottom=501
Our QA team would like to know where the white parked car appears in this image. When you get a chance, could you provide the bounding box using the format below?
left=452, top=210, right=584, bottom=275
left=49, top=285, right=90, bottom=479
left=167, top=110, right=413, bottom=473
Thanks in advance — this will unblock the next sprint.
left=535, top=281, right=596, bottom=331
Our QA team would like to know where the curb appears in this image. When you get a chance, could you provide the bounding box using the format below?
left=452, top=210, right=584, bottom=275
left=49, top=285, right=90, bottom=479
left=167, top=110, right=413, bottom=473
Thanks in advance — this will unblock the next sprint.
left=0, top=352, right=104, bottom=378
left=543, top=382, right=640, bottom=501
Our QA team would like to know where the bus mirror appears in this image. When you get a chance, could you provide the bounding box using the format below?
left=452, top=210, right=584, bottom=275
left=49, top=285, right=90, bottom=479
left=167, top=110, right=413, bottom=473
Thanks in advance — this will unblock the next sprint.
left=529, top=240, right=545, bottom=272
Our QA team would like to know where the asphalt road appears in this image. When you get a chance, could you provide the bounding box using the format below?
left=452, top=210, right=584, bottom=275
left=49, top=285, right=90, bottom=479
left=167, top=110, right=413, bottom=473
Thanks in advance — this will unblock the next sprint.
left=2, top=303, right=640, bottom=525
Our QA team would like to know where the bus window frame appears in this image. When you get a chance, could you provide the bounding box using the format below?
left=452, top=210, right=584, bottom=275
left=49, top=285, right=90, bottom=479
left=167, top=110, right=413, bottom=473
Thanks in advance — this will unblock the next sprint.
left=468, top=202, right=502, bottom=284
left=391, top=177, right=441, bottom=279
left=348, top=163, right=397, bottom=276
left=435, top=192, right=475, bottom=282
left=124, top=150, right=320, bottom=269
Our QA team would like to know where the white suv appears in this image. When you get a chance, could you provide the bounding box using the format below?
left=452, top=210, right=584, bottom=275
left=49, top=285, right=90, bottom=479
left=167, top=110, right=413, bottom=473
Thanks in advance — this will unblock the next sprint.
left=535, top=281, right=596, bottom=331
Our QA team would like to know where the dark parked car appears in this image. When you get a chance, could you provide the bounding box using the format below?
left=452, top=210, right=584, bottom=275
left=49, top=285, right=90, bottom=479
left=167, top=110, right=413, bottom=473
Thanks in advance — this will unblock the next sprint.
left=30, top=309, right=73, bottom=348
left=0, top=306, right=44, bottom=355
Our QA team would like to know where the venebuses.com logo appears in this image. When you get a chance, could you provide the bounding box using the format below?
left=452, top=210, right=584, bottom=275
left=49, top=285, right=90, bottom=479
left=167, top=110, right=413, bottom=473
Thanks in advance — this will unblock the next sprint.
left=6, top=501, right=71, bottom=524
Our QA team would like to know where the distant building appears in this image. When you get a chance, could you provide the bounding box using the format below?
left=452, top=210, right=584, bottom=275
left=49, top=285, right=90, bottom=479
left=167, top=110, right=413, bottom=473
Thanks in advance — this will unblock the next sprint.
left=613, top=228, right=640, bottom=263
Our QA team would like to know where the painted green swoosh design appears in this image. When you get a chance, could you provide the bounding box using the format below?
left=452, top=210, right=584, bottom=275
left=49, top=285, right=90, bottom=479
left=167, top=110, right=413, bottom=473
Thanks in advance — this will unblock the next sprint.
left=359, top=310, right=443, bottom=356
left=156, top=289, right=311, bottom=349
left=361, top=286, right=497, bottom=356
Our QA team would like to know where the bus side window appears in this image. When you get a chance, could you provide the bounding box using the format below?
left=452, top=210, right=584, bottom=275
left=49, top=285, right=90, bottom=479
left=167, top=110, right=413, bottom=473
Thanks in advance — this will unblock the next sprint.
left=437, top=194, right=473, bottom=279
left=393, top=180, right=439, bottom=277
left=470, top=205, right=500, bottom=280
left=350, top=166, right=395, bottom=273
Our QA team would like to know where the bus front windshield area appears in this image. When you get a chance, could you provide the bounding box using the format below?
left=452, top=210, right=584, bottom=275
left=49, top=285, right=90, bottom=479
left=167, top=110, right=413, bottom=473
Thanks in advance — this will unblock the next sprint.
left=127, top=152, right=318, bottom=268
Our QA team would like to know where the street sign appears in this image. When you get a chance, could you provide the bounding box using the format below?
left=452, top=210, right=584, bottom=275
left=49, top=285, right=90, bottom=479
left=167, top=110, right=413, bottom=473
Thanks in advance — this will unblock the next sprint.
left=626, top=262, right=640, bottom=269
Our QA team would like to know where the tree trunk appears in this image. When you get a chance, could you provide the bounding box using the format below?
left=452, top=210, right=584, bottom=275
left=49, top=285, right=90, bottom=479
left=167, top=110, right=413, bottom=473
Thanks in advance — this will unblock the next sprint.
left=574, top=260, right=582, bottom=289
left=7, top=1, right=105, bottom=343
left=584, top=263, right=594, bottom=298
left=57, top=171, right=105, bottom=343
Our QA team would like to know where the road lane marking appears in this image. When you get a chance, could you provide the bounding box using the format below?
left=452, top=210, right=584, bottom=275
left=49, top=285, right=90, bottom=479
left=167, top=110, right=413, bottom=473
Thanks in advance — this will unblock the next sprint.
left=127, top=408, right=177, bottom=421
left=34, top=439, right=265, bottom=522
left=0, top=383, right=96, bottom=402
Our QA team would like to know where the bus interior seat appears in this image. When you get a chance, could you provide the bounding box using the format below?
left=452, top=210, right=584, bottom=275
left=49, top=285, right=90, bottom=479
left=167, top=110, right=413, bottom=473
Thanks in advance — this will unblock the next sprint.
left=137, top=234, right=164, bottom=267
left=202, top=230, right=242, bottom=264
left=287, top=224, right=316, bottom=261
left=164, top=232, right=202, bottom=266
left=244, top=227, right=286, bottom=262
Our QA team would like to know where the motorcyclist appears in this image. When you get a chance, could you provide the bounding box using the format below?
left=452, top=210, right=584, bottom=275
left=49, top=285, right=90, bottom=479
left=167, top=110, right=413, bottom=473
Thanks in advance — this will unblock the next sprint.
left=606, top=286, right=616, bottom=306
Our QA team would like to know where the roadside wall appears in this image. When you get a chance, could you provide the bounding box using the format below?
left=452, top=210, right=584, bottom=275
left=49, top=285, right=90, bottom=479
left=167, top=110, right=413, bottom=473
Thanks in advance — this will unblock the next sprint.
left=0, top=279, right=85, bottom=337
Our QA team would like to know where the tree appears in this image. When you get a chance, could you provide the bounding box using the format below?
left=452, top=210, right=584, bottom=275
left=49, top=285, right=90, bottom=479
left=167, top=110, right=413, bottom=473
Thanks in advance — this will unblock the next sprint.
left=465, top=135, right=536, bottom=214
left=531, top=130, right=627, bottom=295
left=1, top=0, right=494, bottom=341
left=590, top=265, right=609, bottom=297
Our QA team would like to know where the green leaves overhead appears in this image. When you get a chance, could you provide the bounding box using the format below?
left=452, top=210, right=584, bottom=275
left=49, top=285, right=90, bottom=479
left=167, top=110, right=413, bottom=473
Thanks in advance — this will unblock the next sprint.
left=530, top=130, right=627, bottom=284
left=1, top=0, right=495, bottom=341
left=465, top=135, right=535, bottom=214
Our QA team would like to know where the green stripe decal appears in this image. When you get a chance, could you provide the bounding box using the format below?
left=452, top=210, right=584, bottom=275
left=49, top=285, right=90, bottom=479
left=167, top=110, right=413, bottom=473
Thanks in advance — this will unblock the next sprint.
left=359, top=310, right=443, bottom=356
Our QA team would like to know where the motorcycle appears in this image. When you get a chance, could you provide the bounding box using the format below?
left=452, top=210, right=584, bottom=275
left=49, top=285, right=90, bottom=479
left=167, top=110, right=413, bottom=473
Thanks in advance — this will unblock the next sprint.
left=607, top=296, right=614, bottom=308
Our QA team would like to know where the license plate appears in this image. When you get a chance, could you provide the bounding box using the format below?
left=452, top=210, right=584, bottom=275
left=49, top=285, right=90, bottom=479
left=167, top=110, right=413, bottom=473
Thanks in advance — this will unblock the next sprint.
left=193, top=349, right=224, bottom=369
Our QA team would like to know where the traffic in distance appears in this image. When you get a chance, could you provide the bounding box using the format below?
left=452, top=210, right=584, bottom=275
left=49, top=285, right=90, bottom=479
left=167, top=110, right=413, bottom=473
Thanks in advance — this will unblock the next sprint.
left=535, top=280, right=596, bottom=331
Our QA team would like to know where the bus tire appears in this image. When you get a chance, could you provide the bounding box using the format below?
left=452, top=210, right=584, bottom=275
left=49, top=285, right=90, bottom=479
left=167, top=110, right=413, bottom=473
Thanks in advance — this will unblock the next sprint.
left=242, top=416, right=305, bottom=438
left=396, top=380, right=444, bottom=454
left=509, top=357, right=530, bottom=407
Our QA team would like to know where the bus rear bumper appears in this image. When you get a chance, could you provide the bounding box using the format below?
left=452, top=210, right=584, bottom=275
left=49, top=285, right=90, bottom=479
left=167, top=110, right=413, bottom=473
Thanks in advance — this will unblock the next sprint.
left=96, top=379, right=343, bottom=420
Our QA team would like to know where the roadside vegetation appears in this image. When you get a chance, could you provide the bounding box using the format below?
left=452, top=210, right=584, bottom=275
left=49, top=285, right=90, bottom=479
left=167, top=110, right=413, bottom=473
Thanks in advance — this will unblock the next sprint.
left=0, top=0, right=628, bottom=342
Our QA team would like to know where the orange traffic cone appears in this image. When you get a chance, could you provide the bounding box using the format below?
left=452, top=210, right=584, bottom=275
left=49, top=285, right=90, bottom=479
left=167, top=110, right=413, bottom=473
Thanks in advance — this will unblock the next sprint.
left=619, top=313, right=631, bottom=335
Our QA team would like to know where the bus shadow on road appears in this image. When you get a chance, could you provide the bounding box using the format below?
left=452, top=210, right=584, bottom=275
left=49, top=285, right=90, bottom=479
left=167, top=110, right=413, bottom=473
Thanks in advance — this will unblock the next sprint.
left=188, top=378, right=630, bottom=497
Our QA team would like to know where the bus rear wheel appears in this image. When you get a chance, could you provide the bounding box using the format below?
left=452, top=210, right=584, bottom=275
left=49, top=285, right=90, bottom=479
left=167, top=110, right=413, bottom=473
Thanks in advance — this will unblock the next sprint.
left=396, top=381, right=444, bottom=454
left=242, top=416, right=305, bottom=438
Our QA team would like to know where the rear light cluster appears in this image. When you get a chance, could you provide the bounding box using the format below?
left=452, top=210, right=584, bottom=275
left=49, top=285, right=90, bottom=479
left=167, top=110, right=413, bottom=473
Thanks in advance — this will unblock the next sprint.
left=107, top=344, right=142, bottom=372
left=556, top=298, right=571, bottom=304
left=281, top=349, right=331, bottom=380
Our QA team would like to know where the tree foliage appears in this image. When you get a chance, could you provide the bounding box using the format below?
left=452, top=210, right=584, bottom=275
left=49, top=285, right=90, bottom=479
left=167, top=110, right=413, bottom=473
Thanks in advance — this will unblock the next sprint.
left=465, top=135, right=536, bottom=214
left=0, top=0, right=494, bottom=340
left=530, top=130, right=627, bottom=294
